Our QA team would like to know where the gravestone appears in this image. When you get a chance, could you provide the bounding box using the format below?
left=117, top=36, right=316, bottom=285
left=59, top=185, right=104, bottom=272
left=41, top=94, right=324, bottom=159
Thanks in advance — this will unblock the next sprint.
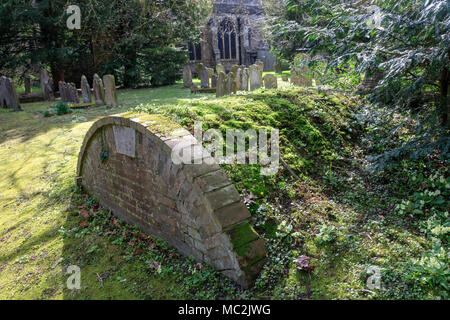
left=80, top=75, right=92, bottom=103
left=183, top=65, right=192, bottom=88
left=275, top=61, right=282, bottom=74
left=190, top=83, right=199, bottom=94
left=58, top=81, right=67, bottom=102
left=40, top=68, right=55, bottom=101
left=211, top=74, right=217, bottom=88
left=24, top=76, right=31, bottom=94
left=290, top=67, right=312, bottom=87
left=241, top=69, right=249, bottom=91
left=0, top=76, right=22, bottom=111
left=231, top=65, right=239, bottom=75
left=216, top=71, right=226, bottom=97
left=197, top=63, right=204, bottom=77
left=93, top=74, right=105, bottom=105
left=234, top=68, right=242, bottom=91
left=249, top=65, right=261, bottom=91
left=71, top=83, right=80, bottom=103
left=263, top=74, right=278, bottom=89
left=208, top=68, right=214, bottom=78
left=216, top=64, right=225, bottom=75
left=103, top=74, right=118, bottom=107
left=281, top=74, right=288, bottom=82
left=77, top=114, right=266, bottom=288
left=200, top=67, right=210, bottom=88
left=255, top=59, right=264, bottom=76
left=358, top=70, right=384, bottom=92
left=226, top=72, right=235, bottom=95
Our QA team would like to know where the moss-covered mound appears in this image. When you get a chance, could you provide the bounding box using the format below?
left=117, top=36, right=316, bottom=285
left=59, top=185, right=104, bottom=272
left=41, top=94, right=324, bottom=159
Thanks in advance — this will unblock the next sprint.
left=135, top=87, right=363, bottom=178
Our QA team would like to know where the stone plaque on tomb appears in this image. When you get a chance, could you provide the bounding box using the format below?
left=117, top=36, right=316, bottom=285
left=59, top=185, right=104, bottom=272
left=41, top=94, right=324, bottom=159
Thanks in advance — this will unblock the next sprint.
left=113, top=125, right=135, bottom=158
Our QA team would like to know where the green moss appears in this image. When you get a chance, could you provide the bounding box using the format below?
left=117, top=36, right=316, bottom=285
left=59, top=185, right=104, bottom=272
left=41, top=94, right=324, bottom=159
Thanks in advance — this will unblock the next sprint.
left=120, top=111, right=182, bottom=135
left=225, top=222, right=260, bottom=257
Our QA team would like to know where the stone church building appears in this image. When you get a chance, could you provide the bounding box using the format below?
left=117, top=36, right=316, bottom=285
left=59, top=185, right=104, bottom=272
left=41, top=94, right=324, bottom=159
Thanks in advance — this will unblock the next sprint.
left=187, top=0, right=275, bottom=75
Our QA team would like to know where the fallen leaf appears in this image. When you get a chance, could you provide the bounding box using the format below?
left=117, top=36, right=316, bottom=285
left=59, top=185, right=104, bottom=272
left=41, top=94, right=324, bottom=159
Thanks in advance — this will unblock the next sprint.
left=79, top=209, right=90, bottom=219
left=293, top=255, right=315, bottom=272
left=148, top=261, right=160, bottom=271
left=243, top=192, right=256, bottom=205
left=132, top=248, right=143, bottom=256
left=80, top=221, right=89, bottom=228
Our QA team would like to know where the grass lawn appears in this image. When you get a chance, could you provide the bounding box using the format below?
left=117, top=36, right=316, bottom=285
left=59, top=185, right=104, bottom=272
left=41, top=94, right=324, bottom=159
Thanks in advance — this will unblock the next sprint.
left=0, top=77, right=446, bottom=299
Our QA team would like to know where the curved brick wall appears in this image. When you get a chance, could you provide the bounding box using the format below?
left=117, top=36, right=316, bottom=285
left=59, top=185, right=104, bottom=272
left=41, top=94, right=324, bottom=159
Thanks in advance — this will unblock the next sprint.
left=76, top=112, right=266, bottom=287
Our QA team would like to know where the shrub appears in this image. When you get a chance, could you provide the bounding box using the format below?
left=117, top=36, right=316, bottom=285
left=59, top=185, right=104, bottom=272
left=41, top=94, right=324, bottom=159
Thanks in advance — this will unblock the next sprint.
left=55, top=102, right=72, bottom=115
left=140, top=47, right=187, bottom=86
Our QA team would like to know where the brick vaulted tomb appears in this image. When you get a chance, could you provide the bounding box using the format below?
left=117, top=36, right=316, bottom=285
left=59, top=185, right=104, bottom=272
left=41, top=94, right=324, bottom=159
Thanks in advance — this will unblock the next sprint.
left=76, top=113, right=266, bottom=287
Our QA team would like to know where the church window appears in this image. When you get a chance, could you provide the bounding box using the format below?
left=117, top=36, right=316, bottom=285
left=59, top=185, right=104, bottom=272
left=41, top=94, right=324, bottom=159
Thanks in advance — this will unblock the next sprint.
left=218, top=19, right=237, bottom=60
left=188, top=42, right=202, bottom=61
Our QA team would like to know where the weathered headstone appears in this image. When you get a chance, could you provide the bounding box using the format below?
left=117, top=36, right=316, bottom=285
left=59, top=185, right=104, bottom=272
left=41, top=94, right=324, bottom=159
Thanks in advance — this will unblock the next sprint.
left=275, top=60, right=282, bottom=74
left=234, top=68, right=242, bottom=91
left=281, top=74, right=288, bottom=82
left=226, top=72, right=236, bottom=95
left=197, top=63, right=204, bottom=77
left=290, top=67, right=312, bottom=87
left=40, top=68, right=54, bottom=101
left=216, top=71, right=226, bottom=97
left=358, top=70, right=384, bottom=92
left=241, top=69, right=249, bottom=91
left=0, top=76, right=22, bottom=111
left=249, top=65, right=262, bottom=91
left=183, top=65, right=192, bottom=88
left=208, top=68, right=214, bottom=78
left=200, top=67, right=210, bottom=88
left=58, top=81, right=67, bottom=102
left=67, top=82, right=79, bottom=103
left=80, top=75, right=92, bottom=103
left=211, top=74, right=217, bottom=88
left=216, top=64, right=225, bottom=75
left=77, top=114, right=267, bottom=288
left=24, top=76, right=31, bottom=94
left=190, top=83, right=199, bottom=94
left=231, top=65, right=239, bottom=75
left=103, top=75, right=118, bottom=107
left=255, top=59, right=264, bottom=75
left=93, top=74, right=105, bottom=105
left=263, top=74, right=278, bottom=89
